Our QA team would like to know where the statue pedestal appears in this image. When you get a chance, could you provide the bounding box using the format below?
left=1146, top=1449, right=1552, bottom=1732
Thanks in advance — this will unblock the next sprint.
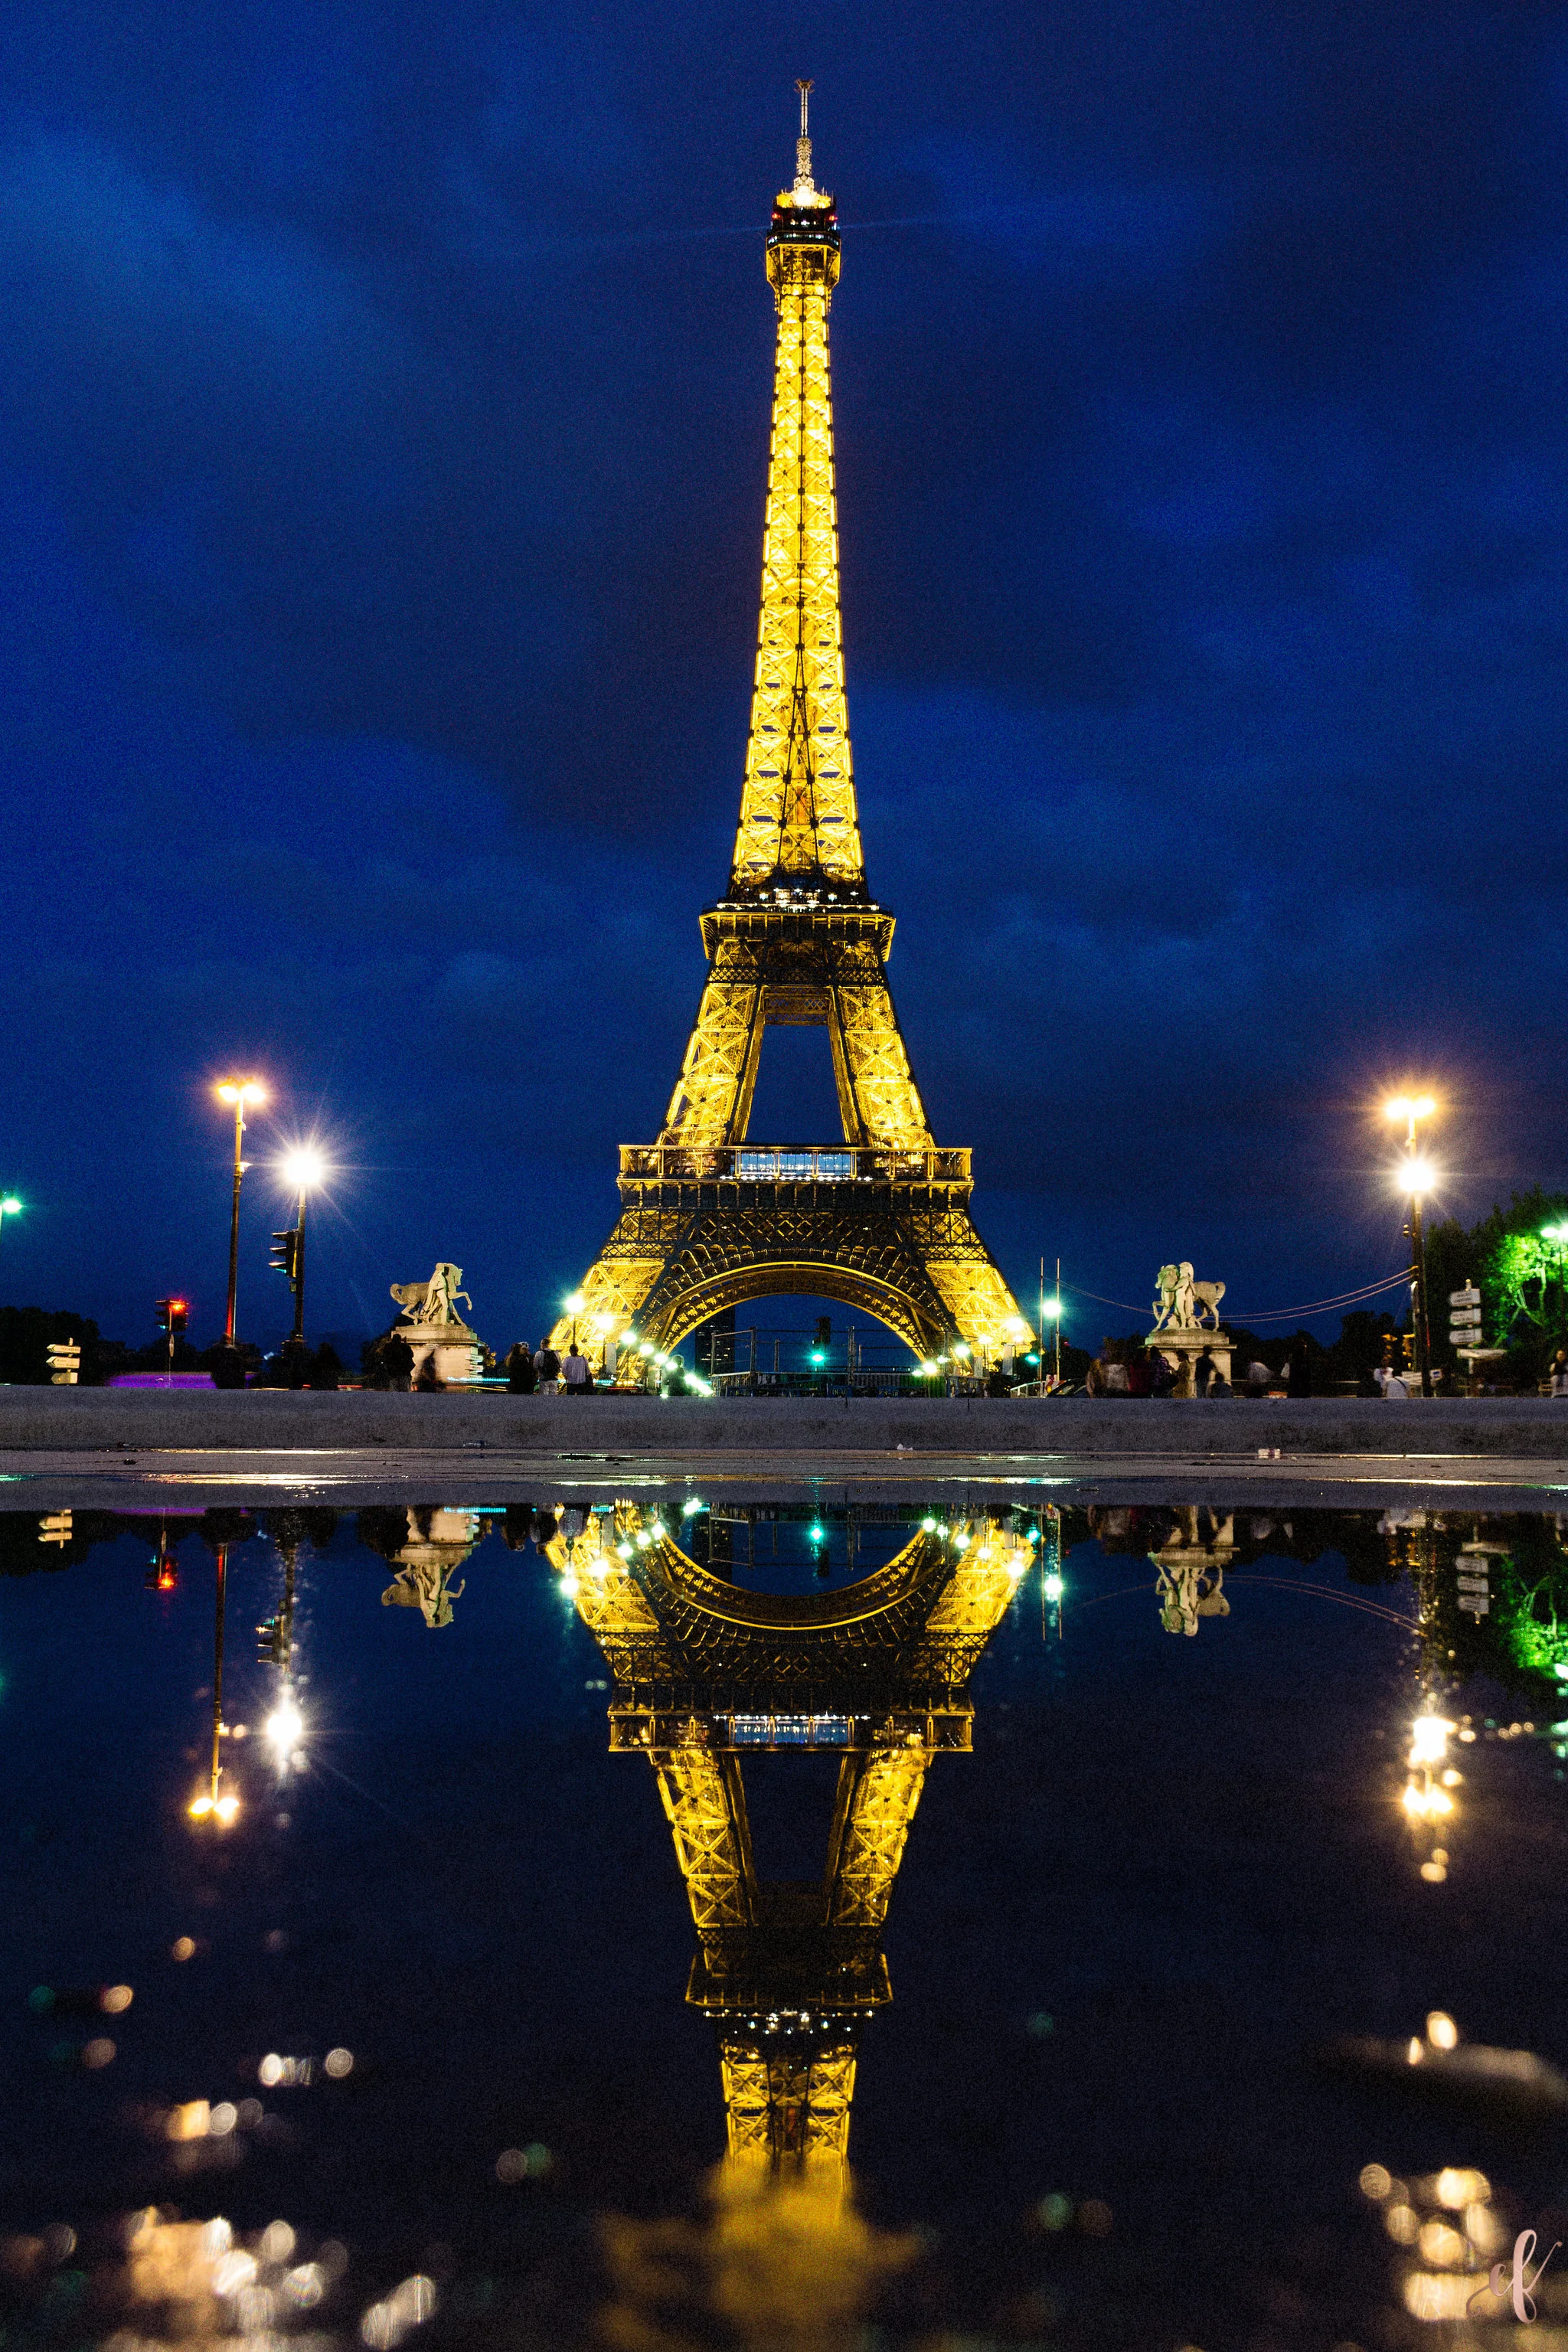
left=399, top=1321, right=482, bottom=1387
left=1149, top=1327, right=1233, bottom=1398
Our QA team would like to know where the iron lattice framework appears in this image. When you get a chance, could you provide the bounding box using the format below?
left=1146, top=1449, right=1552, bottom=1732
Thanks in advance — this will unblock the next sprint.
left=552, top=109, right=1028, bottom=1370
left=544, top=1499, right=1034, bottom=2184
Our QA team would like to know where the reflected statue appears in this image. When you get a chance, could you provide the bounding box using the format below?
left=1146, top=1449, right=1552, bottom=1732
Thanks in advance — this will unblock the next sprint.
left=374, top=1506, right=482, bottom=1628
left=542, top=1501, right=1035, bottom=2191
left=1152, top=1507, right=1235, bottom=1635
left=382, top=1562, right=466, bottom=1628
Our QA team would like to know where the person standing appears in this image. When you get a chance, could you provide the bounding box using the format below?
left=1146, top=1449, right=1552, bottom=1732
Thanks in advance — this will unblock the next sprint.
left=505, top=1342, right=537, bottom=1394
left=1285, top=1347, right=1313, bottom=1399
left=1193, top=1348, right=1216, bottom=1397
left=562, top=1343, right=593, bottom=1395
left=1246, top=1357, right=1272, bottom=1398
left=534, top=1341, right=560, bottom=1395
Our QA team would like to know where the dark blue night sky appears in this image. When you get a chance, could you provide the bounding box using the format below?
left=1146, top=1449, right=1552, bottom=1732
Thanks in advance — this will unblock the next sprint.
left=1, top=1, right=1564, bottom=1354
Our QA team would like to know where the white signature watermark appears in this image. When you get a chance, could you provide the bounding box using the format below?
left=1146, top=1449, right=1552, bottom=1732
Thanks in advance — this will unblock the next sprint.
left=1467, top=2231, right=1561, bottom=2321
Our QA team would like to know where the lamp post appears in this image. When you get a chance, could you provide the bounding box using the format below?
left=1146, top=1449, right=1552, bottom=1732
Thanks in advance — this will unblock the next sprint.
left=278, top=1151, right=325, bottom=1348
left=188, top=1541, right=240, bottom=1827
left=1384, top=1095, right=1438, bottom=1399
left=215, top=1080, right=266, bottom=1348
left=0, top=1195, right=21, bottom=1252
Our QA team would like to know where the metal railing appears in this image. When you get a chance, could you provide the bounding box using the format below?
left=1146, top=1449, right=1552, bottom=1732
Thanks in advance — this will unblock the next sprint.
left=619, top=1142, right=972, bottom=1184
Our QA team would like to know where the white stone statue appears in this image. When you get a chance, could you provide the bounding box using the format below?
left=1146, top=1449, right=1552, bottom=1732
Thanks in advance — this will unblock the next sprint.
left=390, top=1263, right=472, bottom=1329
left=381, top=1563, right=466, bottom=1628
left=1152, top=1262, right=1226, bottom=1331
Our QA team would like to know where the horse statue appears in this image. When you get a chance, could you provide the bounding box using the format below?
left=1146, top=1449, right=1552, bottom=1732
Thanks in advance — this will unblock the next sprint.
left=1151, top=1262, right=1227, bottom=1331
left=381, top=1563, right=466, bottom=1628
left=389, top=1263, right=472, bottom=1328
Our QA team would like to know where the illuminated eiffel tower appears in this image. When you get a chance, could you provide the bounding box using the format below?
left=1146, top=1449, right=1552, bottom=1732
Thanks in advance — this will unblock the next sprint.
left=544, top=1500, right=1033, bottom=2184
left=556, top=91, right=1029, bottom=1370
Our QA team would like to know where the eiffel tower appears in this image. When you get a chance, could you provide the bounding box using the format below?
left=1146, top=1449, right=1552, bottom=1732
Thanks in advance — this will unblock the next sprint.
left=543, top=1498, right=1033, bottom=2184
left=557, top=91, right=1029, bottom=1371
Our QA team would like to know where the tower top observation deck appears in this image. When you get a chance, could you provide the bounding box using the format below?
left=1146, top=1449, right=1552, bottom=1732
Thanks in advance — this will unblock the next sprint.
left=764, top=78, right=841, bottom=305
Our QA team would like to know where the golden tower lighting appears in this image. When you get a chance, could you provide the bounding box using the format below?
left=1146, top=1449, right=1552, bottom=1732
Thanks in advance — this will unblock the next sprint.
left=556, top=92, right=1030, bottom=1372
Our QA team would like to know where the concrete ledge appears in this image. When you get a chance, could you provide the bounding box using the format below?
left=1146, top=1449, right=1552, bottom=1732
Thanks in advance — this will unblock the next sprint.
left=4, top=1389, right=1568, bottom=1457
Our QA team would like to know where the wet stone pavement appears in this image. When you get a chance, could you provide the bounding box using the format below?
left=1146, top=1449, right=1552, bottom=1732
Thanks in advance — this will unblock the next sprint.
left=2, top=1490, right=1568, bottom=2351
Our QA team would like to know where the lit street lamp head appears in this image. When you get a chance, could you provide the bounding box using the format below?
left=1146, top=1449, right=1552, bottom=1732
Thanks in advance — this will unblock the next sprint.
left=280, top=1149, right=326, bottom=1191
left=1383, top=1093, right=1438, bottom=1123
left=0, top=1196, right=20, bottom=1216
left=216, top=1077, right=267, bottom=1107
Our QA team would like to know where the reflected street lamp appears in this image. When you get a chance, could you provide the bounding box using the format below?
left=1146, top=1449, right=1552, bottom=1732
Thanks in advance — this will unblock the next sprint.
left=1384, top=1095, right=1439, bottom=1397
left=188, top=1540, right=240, bottom=1828
left=215, top=1079, right=267, bottom=1348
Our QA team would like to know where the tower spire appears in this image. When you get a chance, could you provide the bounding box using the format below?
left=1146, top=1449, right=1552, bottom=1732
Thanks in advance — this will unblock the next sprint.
left=736, top=90, right=852, bottom=897
left=794, top=77, right=815, bottom=199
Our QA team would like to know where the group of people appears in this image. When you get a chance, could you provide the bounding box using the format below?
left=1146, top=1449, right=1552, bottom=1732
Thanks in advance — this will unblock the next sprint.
left=1086, top=1339, right=1316, bottom=1399
left=502, top=1340, right=596, bottom=1394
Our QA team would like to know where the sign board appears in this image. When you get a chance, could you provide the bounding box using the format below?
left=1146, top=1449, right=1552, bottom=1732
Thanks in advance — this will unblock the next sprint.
left=1449, top=1287, right=1481, bottom=1307
left=1450, top=1308, right=1481, bottom=1325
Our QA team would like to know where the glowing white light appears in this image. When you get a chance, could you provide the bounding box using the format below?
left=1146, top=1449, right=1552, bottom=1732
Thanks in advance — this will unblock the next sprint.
left=1410, top=1715, right=1453, bottom=1766
left=266, top=1704, right=303, bottom=1753
left=280, top=1148, right=326, bottom=1190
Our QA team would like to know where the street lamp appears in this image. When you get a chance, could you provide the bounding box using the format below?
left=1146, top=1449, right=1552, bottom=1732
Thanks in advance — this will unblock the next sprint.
left=0, top=1196, right=21, bottom=1249
left=1384, top=1095, right=1439, bottom=1397
left=277, top=1150, right=325, bottom=1348
left=564, top=1289, right=585, bottom=1351
left=215, top=1079, right=267, bottom=1348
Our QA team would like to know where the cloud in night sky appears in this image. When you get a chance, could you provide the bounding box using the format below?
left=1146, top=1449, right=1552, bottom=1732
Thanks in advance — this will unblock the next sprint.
left=0, top=0, right=1564, bottom=1351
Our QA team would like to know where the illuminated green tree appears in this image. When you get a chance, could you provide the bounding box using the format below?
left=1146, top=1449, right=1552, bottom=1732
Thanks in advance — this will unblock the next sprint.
left=1489, top=1228, right=1568, bottom=1354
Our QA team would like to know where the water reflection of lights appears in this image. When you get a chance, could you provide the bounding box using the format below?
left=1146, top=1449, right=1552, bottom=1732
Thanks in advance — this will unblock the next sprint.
left=266, top=1700, right=304, bottom=1756
left=1360, top=2143, right=1513, bottom=2321
left=1410, top=1713, right=1454, bottom=1766
left=189, top=1540, right=241, bottom=1828
left=119, top=2210, right=350, bottom=2344
left=1402, top=1713, right=1460, bottom=1874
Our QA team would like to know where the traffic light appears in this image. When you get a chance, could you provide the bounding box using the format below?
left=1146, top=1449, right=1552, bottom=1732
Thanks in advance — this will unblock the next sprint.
left=44, top=1340, right=80, bottom=1385
left=270, top=1230, right=301, bottom=1282
left=155, top=1298, right=188, bottom=1335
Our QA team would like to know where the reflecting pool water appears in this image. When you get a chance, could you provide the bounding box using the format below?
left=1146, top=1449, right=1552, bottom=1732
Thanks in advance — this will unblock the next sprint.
left=3, top=1494, right=1568, bottom=2350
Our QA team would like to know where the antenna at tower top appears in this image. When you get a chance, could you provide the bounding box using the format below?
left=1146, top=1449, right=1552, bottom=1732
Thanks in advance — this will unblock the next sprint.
left=792, top=77, right=816, bottom=200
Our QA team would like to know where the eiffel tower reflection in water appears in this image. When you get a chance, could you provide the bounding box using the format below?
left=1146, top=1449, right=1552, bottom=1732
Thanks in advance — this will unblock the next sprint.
left=537, top=1499, right=1037, bottom=2195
